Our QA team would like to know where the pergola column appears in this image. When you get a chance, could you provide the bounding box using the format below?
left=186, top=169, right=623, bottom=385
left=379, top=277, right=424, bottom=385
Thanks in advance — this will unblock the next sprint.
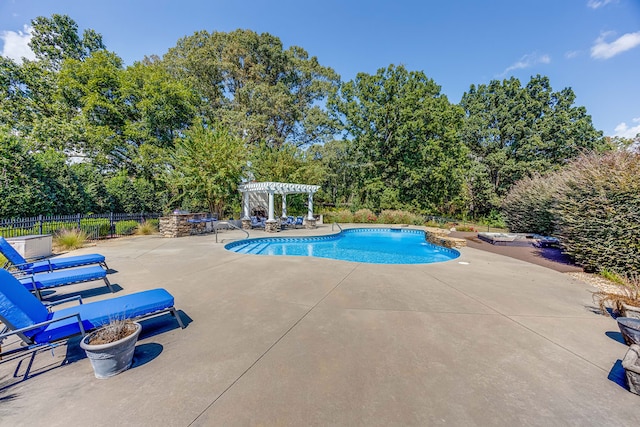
left=242, top=192, right=250, bottom=219
left=268, top=191, right=275, bottom=221
left=282, top=194, right=287, bottom=218
left=307, top=192, right=314, bottom=219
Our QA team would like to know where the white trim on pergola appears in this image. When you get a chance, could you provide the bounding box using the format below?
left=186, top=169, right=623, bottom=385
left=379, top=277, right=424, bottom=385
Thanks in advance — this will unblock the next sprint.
left=238, top=181, right=320, bottom=221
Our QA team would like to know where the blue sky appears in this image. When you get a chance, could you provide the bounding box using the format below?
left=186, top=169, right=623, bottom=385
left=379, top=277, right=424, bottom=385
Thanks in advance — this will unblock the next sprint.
left=1, top=0, right=639, bottom=137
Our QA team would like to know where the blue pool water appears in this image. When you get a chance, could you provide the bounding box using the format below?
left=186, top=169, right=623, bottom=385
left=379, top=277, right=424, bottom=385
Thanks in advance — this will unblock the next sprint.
left=224, top=228, right=460, bottom=264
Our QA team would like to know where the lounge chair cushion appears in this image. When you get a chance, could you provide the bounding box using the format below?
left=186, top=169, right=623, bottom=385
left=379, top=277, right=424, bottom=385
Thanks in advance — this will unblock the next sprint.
left=0, top=269, right=50, bottom=333
left=0, top=236, right=105, bottom=273
left=33, top=289, right=175, bottom=343
left=18, top=265, right=107, bottom=291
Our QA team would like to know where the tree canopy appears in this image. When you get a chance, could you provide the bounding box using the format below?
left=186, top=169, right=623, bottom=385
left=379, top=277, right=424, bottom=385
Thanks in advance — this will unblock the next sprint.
left=460, top=75, right=607, bottom=215
left=0, top=14, right=612, bottom=220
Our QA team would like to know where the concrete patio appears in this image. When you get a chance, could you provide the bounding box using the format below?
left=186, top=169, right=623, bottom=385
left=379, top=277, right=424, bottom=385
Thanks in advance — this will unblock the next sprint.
left=0, top=225, right=637, bottom=426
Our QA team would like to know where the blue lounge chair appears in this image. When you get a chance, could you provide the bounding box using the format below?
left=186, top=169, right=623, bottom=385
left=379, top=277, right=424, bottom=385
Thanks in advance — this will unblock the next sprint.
left=12, top=265, right=112, bottom=300
left=0, top=236, right=108, bottom=273
left=0, top=268, right=184, bottom=351
left=250, top=216, right=266, bottom=229
left=295, top=216, right=304, bottom=228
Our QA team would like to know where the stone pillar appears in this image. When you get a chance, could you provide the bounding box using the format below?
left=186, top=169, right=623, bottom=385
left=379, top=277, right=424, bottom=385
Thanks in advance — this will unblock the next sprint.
left=268, top=191, right=275, bottom=221
left=265, top=220, right=279, bottom=233
left=241, top=218, right=251, bottom=230
left=305, top=218, right=317, bottom=229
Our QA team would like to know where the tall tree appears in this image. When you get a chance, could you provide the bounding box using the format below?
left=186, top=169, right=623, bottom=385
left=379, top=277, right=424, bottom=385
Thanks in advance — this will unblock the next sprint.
left=329, top=65, right=468, bottom=213
left=29, top=14, right=105, bottom=70
left=162, top=29, right=340, bottom=148
left=171, top=122, right=247, bottom=215
left=460, top=75, right=607, bottom=215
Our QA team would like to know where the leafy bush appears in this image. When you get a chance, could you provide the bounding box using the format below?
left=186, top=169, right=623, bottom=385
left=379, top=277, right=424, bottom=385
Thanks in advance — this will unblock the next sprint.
left=553, top=151, right=639, bottom=274
left=456, top=225, right=477, bottom=232
left=352, top=209, right=377, bottom=223
left=54, top=228, right=87, bottom=251
left=0, top=253, right=7, bottom=267
left=80, top=218, right=111, bottom=237
left=115, top=220, right=139, bottom=236
left=502, top=174, right=561, bottom=235
left=377, top=210, right=422, bottom=225
left=324, top=209, right=354, bottom=223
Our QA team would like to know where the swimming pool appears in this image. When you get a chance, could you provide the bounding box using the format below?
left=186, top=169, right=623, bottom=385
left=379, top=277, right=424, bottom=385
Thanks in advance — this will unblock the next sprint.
left=224, top=228, right=460, bottom=264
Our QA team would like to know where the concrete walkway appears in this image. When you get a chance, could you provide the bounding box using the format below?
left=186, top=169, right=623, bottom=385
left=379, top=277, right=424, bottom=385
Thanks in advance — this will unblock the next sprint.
left=0, top=226, right=637, bottom=426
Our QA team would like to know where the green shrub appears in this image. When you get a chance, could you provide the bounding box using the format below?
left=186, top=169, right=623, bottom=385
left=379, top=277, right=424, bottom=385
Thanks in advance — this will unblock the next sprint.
left=115, top=220, right=139, bottom=235
left=54, top=228, right=87, bottom=251
left=502, top=174, right=560, bottom=235
left=80, top=218, right=111, bottom=237
left=325, top=209, right=354, bottom=223
left=554, top=151, right=640, bottom=274
left=0, top=253, right=7, bottom=267
left=377, top=210, right=422, bottom=224
left=352, top=209, right=377, bottom=223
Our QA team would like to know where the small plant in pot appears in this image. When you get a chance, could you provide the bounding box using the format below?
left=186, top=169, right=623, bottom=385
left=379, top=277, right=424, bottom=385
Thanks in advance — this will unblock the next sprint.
left=80, top=319, right=142, bottom=379
left=592, top=271, right=640, bottom=320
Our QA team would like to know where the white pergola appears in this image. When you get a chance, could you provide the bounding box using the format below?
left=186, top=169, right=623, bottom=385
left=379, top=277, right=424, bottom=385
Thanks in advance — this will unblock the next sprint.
left=238, top=181, right=321, bottom=222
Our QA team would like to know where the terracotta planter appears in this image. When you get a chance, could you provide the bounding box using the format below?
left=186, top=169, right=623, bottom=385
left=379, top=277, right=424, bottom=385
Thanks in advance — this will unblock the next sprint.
left=81, top=322, right=141, bottom=379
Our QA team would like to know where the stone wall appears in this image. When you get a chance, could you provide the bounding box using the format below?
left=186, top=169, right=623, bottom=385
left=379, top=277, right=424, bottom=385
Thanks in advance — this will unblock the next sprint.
left=160, top=213, right=208, bottom=238
left=424, top=227, right=467, bottom=249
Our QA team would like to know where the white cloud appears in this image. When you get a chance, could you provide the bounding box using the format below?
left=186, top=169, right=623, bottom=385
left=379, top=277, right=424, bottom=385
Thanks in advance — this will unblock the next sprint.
left=614, top=117, right=640, bottom=138
left=591, top=31, right=640, bottom=59
left=0, top=25, right=35, bottom=63
left=565, top=50, right=581, bottom=59
left=587, top=0, right=616, bottom=9
left=499, top=52, right=551, bottom=76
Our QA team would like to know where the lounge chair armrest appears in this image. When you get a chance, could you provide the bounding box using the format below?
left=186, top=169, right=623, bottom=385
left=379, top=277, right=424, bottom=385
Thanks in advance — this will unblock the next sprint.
left=0, top=312, right=85, bottom=341
left=6, top=261, right=37, bottom=274
left=44, top=295, right=83, bottom=310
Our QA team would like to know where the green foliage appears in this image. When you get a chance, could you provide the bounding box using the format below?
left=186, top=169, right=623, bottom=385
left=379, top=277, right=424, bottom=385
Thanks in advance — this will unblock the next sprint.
left=377, top=210, right=423, bottom=225
left=53, top=228, right=87, bottom=250
left=163, top=29, right=340, bottom=149
left=171, top=122, right=247, bottom=215
left=352, top=209, right=377, bottom=223
left=324, top=209, right=354, bottom=223
left=501, top=173, right=560, bottom=235
left=0, top=253, right=7, bottom=267
left=328, top=64, right=468, bottom=214
left=553, top=151, right=640, bottom=274
left=115, top=220, right=138, bottom=235
left=29, top=14, right=105, bottom=69
left=460, top=75, right=608, bottom=217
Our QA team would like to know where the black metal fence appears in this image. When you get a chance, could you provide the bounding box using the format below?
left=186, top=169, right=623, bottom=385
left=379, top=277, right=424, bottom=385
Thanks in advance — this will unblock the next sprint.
left=0, top=213, right=161, bottom=240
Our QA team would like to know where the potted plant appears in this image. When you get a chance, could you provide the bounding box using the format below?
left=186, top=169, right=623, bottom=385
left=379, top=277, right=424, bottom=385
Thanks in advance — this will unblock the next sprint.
left=80, top=319, right=141, bottom=379
left=592, top=273, right=640, bottom=320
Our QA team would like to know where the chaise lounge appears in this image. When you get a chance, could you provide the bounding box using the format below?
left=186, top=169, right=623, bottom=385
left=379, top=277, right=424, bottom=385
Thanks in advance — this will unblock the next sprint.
left=0, top=268, right=184, bottom=353
left=10, top=265, right=113, bottom=300
left=0, top=236, right=108, bottom=273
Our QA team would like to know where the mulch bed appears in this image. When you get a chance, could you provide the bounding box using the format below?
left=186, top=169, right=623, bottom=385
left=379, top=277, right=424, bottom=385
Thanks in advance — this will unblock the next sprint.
left=449, top=231, right=583, bottom=273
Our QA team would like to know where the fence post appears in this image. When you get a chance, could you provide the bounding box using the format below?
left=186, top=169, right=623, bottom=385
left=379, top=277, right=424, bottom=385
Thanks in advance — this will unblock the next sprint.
left=77, top=213, right=81, bottom=230
left=110, top=212, right=114, bottom=238
left=38, top=214, right=43, bottom=235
